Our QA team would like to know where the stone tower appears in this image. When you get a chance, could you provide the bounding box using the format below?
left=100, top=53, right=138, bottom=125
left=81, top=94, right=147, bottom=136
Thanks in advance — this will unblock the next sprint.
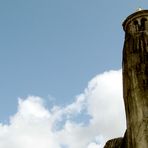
left=122, top=9, right=148, bottom=148
left=104, top=10, right=148, bottom=148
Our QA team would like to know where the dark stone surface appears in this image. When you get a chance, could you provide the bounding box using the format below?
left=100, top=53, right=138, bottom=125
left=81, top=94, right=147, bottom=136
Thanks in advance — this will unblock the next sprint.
left=104, top=138, right=123, bottom=148
left=104, top=10, right=148, bottom=148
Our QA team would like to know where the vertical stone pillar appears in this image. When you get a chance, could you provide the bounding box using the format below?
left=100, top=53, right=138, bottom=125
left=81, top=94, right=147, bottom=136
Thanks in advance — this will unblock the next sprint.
left=122, top=10, right=148, bottom=148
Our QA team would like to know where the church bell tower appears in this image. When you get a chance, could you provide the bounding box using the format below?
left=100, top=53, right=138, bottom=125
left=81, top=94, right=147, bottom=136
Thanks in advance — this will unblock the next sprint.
left=122, top=9, right=148, bottom=148
left=104, top=9, right=148, bottom=148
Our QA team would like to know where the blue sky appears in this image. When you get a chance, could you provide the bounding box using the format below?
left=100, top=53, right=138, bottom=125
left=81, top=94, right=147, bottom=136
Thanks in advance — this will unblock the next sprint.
left=0, top=1, right=148, bottom=147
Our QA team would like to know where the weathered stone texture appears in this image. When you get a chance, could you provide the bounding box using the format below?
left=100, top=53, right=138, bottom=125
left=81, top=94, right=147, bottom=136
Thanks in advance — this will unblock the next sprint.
left=104, top=138, right=123, bottom=148
left=122, top=10, right=148, bottom=148
left=104, top=10, right=148, bottom=148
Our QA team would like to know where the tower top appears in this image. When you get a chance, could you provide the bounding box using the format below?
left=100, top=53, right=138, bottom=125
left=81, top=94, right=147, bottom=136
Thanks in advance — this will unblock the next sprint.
left=136, top=7, right=143, bottom=11
left=123, top=10, right=148, bottom=31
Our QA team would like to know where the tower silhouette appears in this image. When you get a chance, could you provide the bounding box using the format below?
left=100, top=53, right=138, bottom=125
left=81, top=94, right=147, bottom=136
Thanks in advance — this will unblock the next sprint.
left=122, top=9, right=148, bottom=148
left=104, top=9, right=148, bottom=148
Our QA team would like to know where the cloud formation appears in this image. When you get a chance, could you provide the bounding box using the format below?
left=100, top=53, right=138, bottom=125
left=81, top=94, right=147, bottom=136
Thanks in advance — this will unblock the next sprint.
left=0, top=69, right=126, bottom=148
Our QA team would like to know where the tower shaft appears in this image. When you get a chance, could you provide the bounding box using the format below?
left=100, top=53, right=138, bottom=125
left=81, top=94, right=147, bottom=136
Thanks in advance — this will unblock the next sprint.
left=122, top=10, right=148, bottom=148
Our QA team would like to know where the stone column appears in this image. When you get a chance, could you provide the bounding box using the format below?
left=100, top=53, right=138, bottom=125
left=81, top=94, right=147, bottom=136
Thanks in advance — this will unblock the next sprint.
left=122, top=10, right=148, bottom=148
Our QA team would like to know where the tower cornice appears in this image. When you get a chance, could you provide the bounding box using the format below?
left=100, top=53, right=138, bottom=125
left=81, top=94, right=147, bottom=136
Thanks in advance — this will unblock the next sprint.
left=123, top=10, right=148, bottom=31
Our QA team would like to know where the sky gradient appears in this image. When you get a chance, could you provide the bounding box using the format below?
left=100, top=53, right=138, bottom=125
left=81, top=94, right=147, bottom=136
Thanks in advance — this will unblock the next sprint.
left=0, top=1, right=148, bottom=147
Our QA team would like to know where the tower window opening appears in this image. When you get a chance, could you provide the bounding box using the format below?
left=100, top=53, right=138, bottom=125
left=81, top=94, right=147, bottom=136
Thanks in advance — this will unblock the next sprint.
left=134, top=20, right=139, bottom=32
left=140, top=18, right=147, bottom=31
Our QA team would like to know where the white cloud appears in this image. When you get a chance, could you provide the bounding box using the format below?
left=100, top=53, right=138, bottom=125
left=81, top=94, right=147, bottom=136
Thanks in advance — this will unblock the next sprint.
left=86, top=70, right=125, bottom=140
left=0, top=69, right=126, bottom=148
left=87, top=142, right=102, bottom=148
